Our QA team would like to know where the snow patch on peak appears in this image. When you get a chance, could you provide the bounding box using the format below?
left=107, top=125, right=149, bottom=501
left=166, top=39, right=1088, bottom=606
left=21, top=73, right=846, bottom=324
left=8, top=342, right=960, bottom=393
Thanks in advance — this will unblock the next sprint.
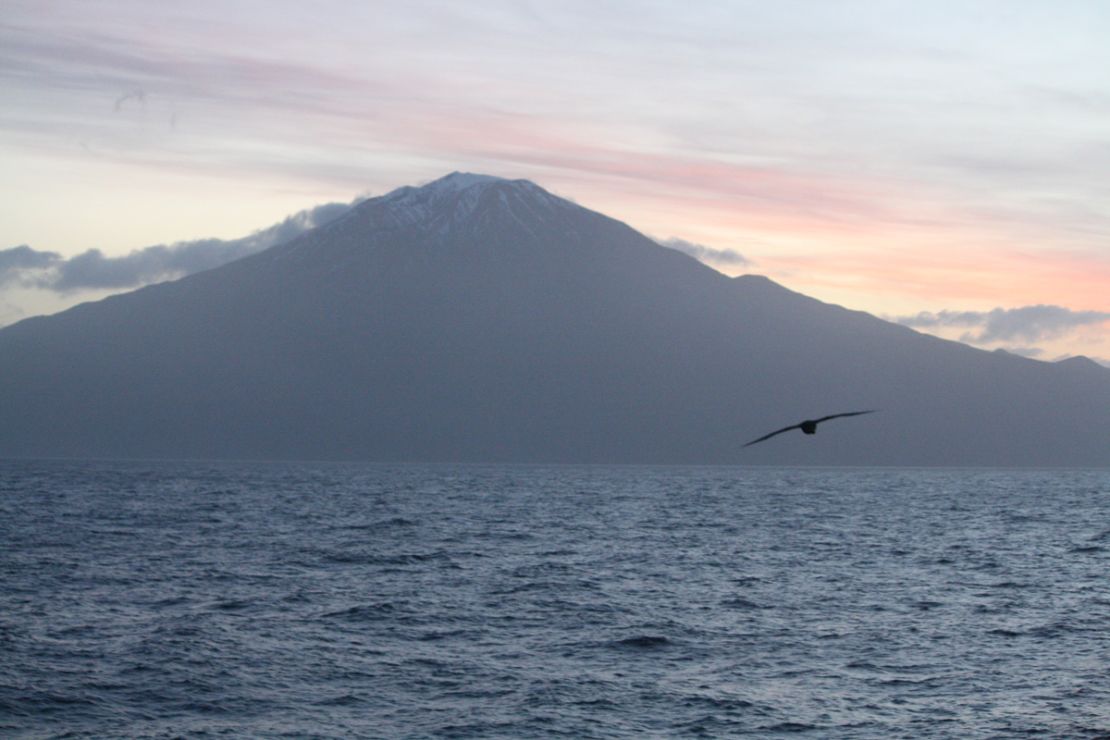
left=354, top=172, right=585, bottom=244
left=423, top=172, right=506, bottom=193
left=378, top=172, right=504, bottom=210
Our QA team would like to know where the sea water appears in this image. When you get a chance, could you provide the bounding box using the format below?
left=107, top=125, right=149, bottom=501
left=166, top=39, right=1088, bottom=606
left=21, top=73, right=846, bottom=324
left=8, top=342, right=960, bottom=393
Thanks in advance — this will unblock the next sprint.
left=2, top=461, right=1109, bottom=738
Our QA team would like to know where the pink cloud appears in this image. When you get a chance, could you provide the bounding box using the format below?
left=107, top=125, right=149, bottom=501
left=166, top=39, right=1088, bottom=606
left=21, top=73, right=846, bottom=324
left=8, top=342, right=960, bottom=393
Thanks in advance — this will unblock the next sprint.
left=762, top=241, right=1110, bottom=312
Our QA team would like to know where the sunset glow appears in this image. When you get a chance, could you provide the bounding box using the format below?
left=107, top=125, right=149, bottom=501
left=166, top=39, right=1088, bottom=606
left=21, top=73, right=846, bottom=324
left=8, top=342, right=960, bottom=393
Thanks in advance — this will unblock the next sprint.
left=2, top=1, right=1108, bottom=361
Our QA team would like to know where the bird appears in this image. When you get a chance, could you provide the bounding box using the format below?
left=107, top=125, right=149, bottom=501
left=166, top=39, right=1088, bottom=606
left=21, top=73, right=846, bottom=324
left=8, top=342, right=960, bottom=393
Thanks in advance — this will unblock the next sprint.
left=743, top=410, right=877, bottom=448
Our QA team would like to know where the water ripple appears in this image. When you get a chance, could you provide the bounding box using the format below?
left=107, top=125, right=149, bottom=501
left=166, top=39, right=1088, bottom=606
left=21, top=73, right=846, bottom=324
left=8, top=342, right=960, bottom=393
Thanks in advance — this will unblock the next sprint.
left=2, top=461, right=1109, bottom=737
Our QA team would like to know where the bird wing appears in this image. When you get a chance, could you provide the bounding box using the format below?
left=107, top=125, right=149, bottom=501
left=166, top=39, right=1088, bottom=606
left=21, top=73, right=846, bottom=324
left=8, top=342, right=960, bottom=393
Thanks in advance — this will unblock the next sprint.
left=742, top=423, right=803, bottom=447
left=813, top=410, right=877, bottom=424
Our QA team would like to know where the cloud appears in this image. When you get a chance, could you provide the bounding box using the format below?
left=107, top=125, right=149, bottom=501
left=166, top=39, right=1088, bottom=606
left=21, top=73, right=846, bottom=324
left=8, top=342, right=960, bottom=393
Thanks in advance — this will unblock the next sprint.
left=896, top=305, right=1110, bottom=344
left=0, top=245, right=61, bottom=284
left=659, top=237, right=750, bottom=266
left=1, top=200, right=355, bottom=293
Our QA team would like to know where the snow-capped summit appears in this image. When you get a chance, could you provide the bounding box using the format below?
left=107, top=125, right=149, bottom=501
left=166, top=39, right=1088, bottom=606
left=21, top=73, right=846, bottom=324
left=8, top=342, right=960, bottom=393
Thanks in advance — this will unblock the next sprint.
left=421, top=171, right=506, bottom=192
left=380, top=172, right=504, bottom=205
left=376, top=172, right=515, bottom=228
left=265, top=171, right=604, bottom=270
left=290, top=170, right=583, bottom=249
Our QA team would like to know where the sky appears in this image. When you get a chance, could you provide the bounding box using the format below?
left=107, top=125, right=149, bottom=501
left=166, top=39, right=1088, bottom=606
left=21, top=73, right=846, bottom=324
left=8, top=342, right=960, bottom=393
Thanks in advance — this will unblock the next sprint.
left=2, top=0, right=1109, bottom=362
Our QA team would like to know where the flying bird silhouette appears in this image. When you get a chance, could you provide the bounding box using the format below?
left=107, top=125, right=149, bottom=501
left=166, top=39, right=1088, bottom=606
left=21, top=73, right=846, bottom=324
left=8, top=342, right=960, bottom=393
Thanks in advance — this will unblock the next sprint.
left=743, top=410, right=877, bottom=447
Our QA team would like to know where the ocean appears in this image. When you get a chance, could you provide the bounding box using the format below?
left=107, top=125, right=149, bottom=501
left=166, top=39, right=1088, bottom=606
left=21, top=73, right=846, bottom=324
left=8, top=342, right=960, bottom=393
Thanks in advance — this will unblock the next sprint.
left=2, top=461, right=1109, bottom=738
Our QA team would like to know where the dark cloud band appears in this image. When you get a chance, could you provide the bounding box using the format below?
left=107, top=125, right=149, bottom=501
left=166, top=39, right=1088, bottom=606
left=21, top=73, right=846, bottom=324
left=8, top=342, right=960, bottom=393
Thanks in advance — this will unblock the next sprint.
left=0, top=200, right=354, bottom=293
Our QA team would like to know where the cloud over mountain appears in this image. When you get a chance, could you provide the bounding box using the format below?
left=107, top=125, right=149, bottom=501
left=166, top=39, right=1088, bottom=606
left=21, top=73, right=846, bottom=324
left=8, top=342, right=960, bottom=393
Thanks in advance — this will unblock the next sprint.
left=0, top=245, right=59, bottom=276
left=658, top=237, right=749, bottom=266
left=895, top=305, right=1110, bottom=345
left=0, top=201, right=355, bottom=293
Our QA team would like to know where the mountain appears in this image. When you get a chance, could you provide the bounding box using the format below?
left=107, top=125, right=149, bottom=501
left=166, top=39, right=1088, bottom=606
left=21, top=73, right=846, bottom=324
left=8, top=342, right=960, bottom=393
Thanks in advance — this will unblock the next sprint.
left=1, top=172, right=1108, bottom=465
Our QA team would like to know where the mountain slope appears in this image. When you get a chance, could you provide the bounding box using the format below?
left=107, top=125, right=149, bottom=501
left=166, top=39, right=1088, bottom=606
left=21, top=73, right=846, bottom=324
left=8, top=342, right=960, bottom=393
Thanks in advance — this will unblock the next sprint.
left=2, top=173, right=1108, bottom=465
